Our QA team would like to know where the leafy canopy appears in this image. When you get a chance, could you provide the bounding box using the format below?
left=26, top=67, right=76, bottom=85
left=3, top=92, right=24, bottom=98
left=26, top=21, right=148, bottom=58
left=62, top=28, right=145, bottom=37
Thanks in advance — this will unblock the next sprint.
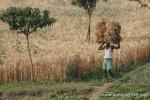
left=71, top=0, right=97, bottom=14
left=0, top=7, right=56, bottom=36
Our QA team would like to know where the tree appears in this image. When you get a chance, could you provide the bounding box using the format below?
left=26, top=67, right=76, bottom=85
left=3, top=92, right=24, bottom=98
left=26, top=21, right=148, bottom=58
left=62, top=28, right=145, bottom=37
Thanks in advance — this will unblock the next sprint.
left=0, top=7, right=56, bottom=80
left=71, top=0, right=107, bottom=43
left=130, top=0, right=150, bottom=9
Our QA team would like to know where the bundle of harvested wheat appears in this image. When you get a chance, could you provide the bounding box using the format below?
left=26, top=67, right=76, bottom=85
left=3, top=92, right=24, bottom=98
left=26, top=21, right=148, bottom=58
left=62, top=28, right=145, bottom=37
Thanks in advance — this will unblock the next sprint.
left=95, top=19, right=107, bottom=43
left=95, top=19, right=121, bottom=44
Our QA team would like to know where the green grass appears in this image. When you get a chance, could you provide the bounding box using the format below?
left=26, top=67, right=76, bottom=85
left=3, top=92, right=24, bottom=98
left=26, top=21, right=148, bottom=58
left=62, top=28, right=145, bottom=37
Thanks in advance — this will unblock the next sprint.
left=0, top=63, right=150, bottom=100
left=99, top=63, right=150, bottom=100
left=0, top=81, right=95, bottom=92
left=0, top=0, right=150, bottom=100
left=0, top=80, right=98, bottom=100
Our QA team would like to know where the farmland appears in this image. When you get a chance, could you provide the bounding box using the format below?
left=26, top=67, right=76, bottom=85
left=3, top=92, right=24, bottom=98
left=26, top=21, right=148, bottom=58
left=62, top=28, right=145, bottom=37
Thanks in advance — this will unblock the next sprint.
left=0, top=0, right=150, bottom=83
left=0, top=0, right=150, bottom=99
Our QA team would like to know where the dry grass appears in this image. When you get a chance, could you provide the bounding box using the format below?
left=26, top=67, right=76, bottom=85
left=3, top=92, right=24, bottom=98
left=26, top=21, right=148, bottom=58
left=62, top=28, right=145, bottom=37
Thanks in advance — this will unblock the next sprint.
left=0, top=0, right=150, bottom=83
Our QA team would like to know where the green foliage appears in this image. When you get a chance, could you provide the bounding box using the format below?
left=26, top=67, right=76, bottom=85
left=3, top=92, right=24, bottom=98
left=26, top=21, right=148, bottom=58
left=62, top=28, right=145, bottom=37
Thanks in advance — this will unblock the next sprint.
left=100, top=64, right=150, bottom=100
left=80, top=67, right=103, bottom=81
left=65, top=55, right=81, bottom=81
left=65, top=55, right=103, bottom=81
left=65, top=65, right=79, bottom=81
left=0, top=80, right=93, bottom=100
left=0, top=7, right=56, bottom=36
left=0, top=7, right=56, bottom=80
left=30, top=43, right=42, bottom=55
left=71, top=0, right=96, bottom=14
left=12, top=39, right=23, bottom=53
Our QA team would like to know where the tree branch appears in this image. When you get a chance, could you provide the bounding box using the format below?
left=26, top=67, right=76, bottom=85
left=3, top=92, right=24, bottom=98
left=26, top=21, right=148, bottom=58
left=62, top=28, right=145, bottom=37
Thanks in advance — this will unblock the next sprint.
left=132, top=0, right=150, bottom=9
left=29, top=26, right=37, bottom=34
left=17, top=29, right=25, bottom=33
left=91, top=7, right=96, bottom=13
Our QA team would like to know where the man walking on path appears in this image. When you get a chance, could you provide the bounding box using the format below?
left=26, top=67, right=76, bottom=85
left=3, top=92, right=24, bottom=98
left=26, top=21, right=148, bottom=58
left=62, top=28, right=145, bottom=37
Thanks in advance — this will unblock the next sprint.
left=98, top=42, right=120, bottom=82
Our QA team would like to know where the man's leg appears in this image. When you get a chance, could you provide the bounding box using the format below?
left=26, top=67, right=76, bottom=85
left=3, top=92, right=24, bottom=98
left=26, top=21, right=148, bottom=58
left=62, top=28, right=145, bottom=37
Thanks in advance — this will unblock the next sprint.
left=108, top=69, right=113, bottom=78
left=104, top=69, right=109, bottom=82
left=103, top=60, right=109, bottom=82
left=107, top=59, right=113, bottom=80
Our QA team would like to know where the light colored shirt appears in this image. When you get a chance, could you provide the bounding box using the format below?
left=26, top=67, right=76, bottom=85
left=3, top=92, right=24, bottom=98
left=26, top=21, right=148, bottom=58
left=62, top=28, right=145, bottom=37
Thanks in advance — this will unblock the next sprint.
left=104, top=46, right=113, bottom=59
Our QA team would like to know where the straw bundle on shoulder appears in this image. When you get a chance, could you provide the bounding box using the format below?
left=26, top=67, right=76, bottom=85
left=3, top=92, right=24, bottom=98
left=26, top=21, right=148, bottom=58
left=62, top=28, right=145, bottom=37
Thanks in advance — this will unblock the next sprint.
left=95, top=19, right=107, bottom=43
left=95, top=19, right=122, bottom=44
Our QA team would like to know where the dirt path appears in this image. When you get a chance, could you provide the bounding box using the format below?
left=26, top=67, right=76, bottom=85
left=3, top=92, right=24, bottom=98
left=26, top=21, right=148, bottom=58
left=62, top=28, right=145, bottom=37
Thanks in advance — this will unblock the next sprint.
left=89, top=82, right=113, bottom=100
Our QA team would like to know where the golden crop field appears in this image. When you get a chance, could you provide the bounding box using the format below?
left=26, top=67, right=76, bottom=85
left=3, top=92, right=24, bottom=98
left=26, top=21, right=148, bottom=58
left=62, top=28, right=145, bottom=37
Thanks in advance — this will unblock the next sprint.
left=0, top=0, right=150, bottom=83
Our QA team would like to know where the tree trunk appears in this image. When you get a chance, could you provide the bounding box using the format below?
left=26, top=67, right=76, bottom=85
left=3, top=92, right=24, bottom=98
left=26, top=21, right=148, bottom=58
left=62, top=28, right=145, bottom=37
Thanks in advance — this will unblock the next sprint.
left=26, top=35, right=34, bottom=80
left=86, top=13, right=91, bottom=43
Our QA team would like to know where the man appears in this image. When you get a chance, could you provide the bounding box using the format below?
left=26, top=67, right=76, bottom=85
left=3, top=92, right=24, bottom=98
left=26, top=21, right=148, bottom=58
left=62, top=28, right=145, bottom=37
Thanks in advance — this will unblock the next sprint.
left=98, top=41, right=120, bottom=82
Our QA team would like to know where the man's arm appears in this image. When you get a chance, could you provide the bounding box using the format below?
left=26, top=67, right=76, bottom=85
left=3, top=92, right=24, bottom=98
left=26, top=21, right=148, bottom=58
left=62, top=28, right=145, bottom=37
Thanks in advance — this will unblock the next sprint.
left=98, top=42, right=106, bottom=50
left=111, top=42, right=120, bottom=49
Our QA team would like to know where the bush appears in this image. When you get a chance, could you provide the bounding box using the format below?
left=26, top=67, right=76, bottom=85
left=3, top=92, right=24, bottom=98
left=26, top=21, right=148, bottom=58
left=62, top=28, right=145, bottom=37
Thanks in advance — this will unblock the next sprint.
left=80, top=67, right=103, bottom=81
left=65, top=55, right=81, bottom=81
left=65, top=55, right=104, bottom=81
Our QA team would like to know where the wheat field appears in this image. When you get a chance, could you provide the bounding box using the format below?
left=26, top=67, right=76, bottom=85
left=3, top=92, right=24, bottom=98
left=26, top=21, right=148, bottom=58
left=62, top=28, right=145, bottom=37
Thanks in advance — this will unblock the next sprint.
left=0, top=0, right=150, bottom=83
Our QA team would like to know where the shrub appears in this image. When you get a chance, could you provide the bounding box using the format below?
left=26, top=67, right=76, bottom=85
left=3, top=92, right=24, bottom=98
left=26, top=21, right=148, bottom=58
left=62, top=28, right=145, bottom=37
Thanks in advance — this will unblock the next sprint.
left=80, top=67, right=103, bottom=81
left=65, top=55, right=81, bottom=81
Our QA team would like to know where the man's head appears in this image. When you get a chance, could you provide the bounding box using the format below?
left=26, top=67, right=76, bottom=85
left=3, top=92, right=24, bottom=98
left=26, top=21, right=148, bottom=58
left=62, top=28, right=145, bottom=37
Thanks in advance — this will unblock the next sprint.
left=106, top=42, right=110, bottom=48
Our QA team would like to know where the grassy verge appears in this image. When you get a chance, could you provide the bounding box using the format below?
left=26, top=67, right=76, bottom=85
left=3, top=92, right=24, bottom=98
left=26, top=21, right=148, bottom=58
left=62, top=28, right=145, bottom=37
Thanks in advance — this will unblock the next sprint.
left=100, top=63, right=150, bottom=100
left=0, top=62, right=149, bottom=100
left=0, top=80, right=99, bottom=100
